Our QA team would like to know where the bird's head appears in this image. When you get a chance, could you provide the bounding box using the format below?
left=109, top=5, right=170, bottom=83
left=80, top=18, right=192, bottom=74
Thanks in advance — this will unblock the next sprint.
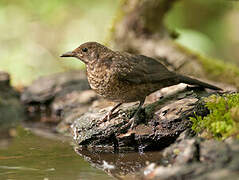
left=60, top=42, right=111, bottom=64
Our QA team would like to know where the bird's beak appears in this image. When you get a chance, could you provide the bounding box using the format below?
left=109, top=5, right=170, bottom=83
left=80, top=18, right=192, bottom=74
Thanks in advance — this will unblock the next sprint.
left=60, top=51, right=76, bottom=57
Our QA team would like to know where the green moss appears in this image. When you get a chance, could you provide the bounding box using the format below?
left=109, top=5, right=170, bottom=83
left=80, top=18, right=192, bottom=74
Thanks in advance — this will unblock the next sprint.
left=199, top=56, right=239, bottom=89
left=174, top=42, right=239, bottom=89
left=190, top=93, right=239, bottom=139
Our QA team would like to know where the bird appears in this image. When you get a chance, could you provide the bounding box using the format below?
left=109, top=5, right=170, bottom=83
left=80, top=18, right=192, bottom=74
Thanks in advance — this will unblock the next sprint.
left=61, top=42, right=221, bottom=128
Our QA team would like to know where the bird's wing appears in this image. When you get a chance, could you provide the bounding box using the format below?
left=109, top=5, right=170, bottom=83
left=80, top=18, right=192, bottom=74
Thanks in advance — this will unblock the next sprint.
left=115, top=53, right=177, bottom=84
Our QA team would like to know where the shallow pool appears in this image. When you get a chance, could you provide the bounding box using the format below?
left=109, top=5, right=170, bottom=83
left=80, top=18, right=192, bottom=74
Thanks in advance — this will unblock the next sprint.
left=0, top=127, right=113, bottom=180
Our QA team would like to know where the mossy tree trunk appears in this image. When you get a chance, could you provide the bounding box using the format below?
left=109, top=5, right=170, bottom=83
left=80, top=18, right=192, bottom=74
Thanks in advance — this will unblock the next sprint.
left=109, top=0, right=239, bottom=89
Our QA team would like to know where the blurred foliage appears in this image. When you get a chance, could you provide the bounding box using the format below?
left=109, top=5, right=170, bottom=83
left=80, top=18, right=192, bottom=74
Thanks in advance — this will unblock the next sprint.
left=166, top=0, right=239, bottom=63
left=190, top=93, right=239, bottom=139
left=199, top=53, right=239, bottom=89
left=0, top=0, right=119, bottom=86
left=0, top=0, right=239, bottom=86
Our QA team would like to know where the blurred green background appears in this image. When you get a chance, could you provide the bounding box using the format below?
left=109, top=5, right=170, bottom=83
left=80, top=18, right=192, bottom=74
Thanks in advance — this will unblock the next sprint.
left=0, top=0, right=238, bottom=86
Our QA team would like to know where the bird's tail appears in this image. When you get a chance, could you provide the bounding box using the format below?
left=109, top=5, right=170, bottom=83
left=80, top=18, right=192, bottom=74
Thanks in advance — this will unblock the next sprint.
left=177, top=74, right=222, bottom=90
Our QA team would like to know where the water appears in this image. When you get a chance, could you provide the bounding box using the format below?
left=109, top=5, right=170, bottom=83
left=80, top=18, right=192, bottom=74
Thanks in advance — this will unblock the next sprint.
left=0, top=127, right=113, bottom=180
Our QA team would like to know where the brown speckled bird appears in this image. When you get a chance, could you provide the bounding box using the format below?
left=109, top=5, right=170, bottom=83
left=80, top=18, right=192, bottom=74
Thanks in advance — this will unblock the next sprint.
left=61, top=42, right=221, bottom=128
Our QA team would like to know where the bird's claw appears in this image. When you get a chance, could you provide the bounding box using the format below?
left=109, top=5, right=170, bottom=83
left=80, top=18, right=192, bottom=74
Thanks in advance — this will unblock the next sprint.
left=97, top=114, right=110, bottom=125
left=98, top=109, right=120, bottom=125
left=104, top=113, right=111, bottom=121
left=129, top=117, right=137, bottom=130
left=120, top=116, right=138, bottom=131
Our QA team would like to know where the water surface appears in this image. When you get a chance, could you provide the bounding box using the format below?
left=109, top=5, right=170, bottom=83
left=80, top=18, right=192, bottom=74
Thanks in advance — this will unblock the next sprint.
left=0, top=127, right=113, bottom=180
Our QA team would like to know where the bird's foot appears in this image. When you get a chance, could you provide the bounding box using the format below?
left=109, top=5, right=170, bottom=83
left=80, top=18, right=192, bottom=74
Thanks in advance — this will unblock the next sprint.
left=120, top=115, right=139, bottom=131
left=97, top=103, right=122, bottom=125
left=98, top=109, right=120, bottom=125
left=120, top=102, right=145, bottom=132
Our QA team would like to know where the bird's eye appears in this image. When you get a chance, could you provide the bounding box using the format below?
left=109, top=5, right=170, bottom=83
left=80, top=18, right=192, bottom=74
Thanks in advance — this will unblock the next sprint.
left=82, top=47, right=88, bottom=52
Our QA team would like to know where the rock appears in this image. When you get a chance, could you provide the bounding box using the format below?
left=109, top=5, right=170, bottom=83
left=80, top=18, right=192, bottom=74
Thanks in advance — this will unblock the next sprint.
left=162, top=130, right=198, bottom=165
left=20, top=70, right=91, bottom=125
left=133, top=137, right=239, bottom=180
left=21, top=71, right=90, bottom=104
left=0, top=71, right=24, bottom=133
left=71, top=86, right=214, bottom=151
left=55, top=90, right=100, bottom=134
left=0, top=71, right=10, bottom=86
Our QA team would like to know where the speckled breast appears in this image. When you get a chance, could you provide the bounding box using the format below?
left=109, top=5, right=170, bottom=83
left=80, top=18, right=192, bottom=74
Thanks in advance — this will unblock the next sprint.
left=86, top=65, right=130, bottom=102
left=86, top=65, right=163, bottom=103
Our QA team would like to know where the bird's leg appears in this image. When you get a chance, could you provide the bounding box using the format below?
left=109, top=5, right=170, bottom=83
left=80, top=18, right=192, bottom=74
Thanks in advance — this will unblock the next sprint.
left=130, top=100, right=144, bottom=129
left=121, top=100, right=145, bottom=130
left=100, top=103, right=122, bottom=123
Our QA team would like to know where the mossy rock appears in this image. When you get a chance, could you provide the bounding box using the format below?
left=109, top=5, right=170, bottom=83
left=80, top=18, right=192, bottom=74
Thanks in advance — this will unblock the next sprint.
left=190, top=93, right=239, bottom=139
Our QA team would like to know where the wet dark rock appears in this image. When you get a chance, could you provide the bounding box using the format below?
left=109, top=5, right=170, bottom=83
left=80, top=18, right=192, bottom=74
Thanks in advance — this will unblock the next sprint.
left=162, top=131, right=199, bottom=165
left=0, top=71, right=24, bottom=132
left=71, top=86, right=215, bottom=151
left=132, top=136, right=239, bottom=180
